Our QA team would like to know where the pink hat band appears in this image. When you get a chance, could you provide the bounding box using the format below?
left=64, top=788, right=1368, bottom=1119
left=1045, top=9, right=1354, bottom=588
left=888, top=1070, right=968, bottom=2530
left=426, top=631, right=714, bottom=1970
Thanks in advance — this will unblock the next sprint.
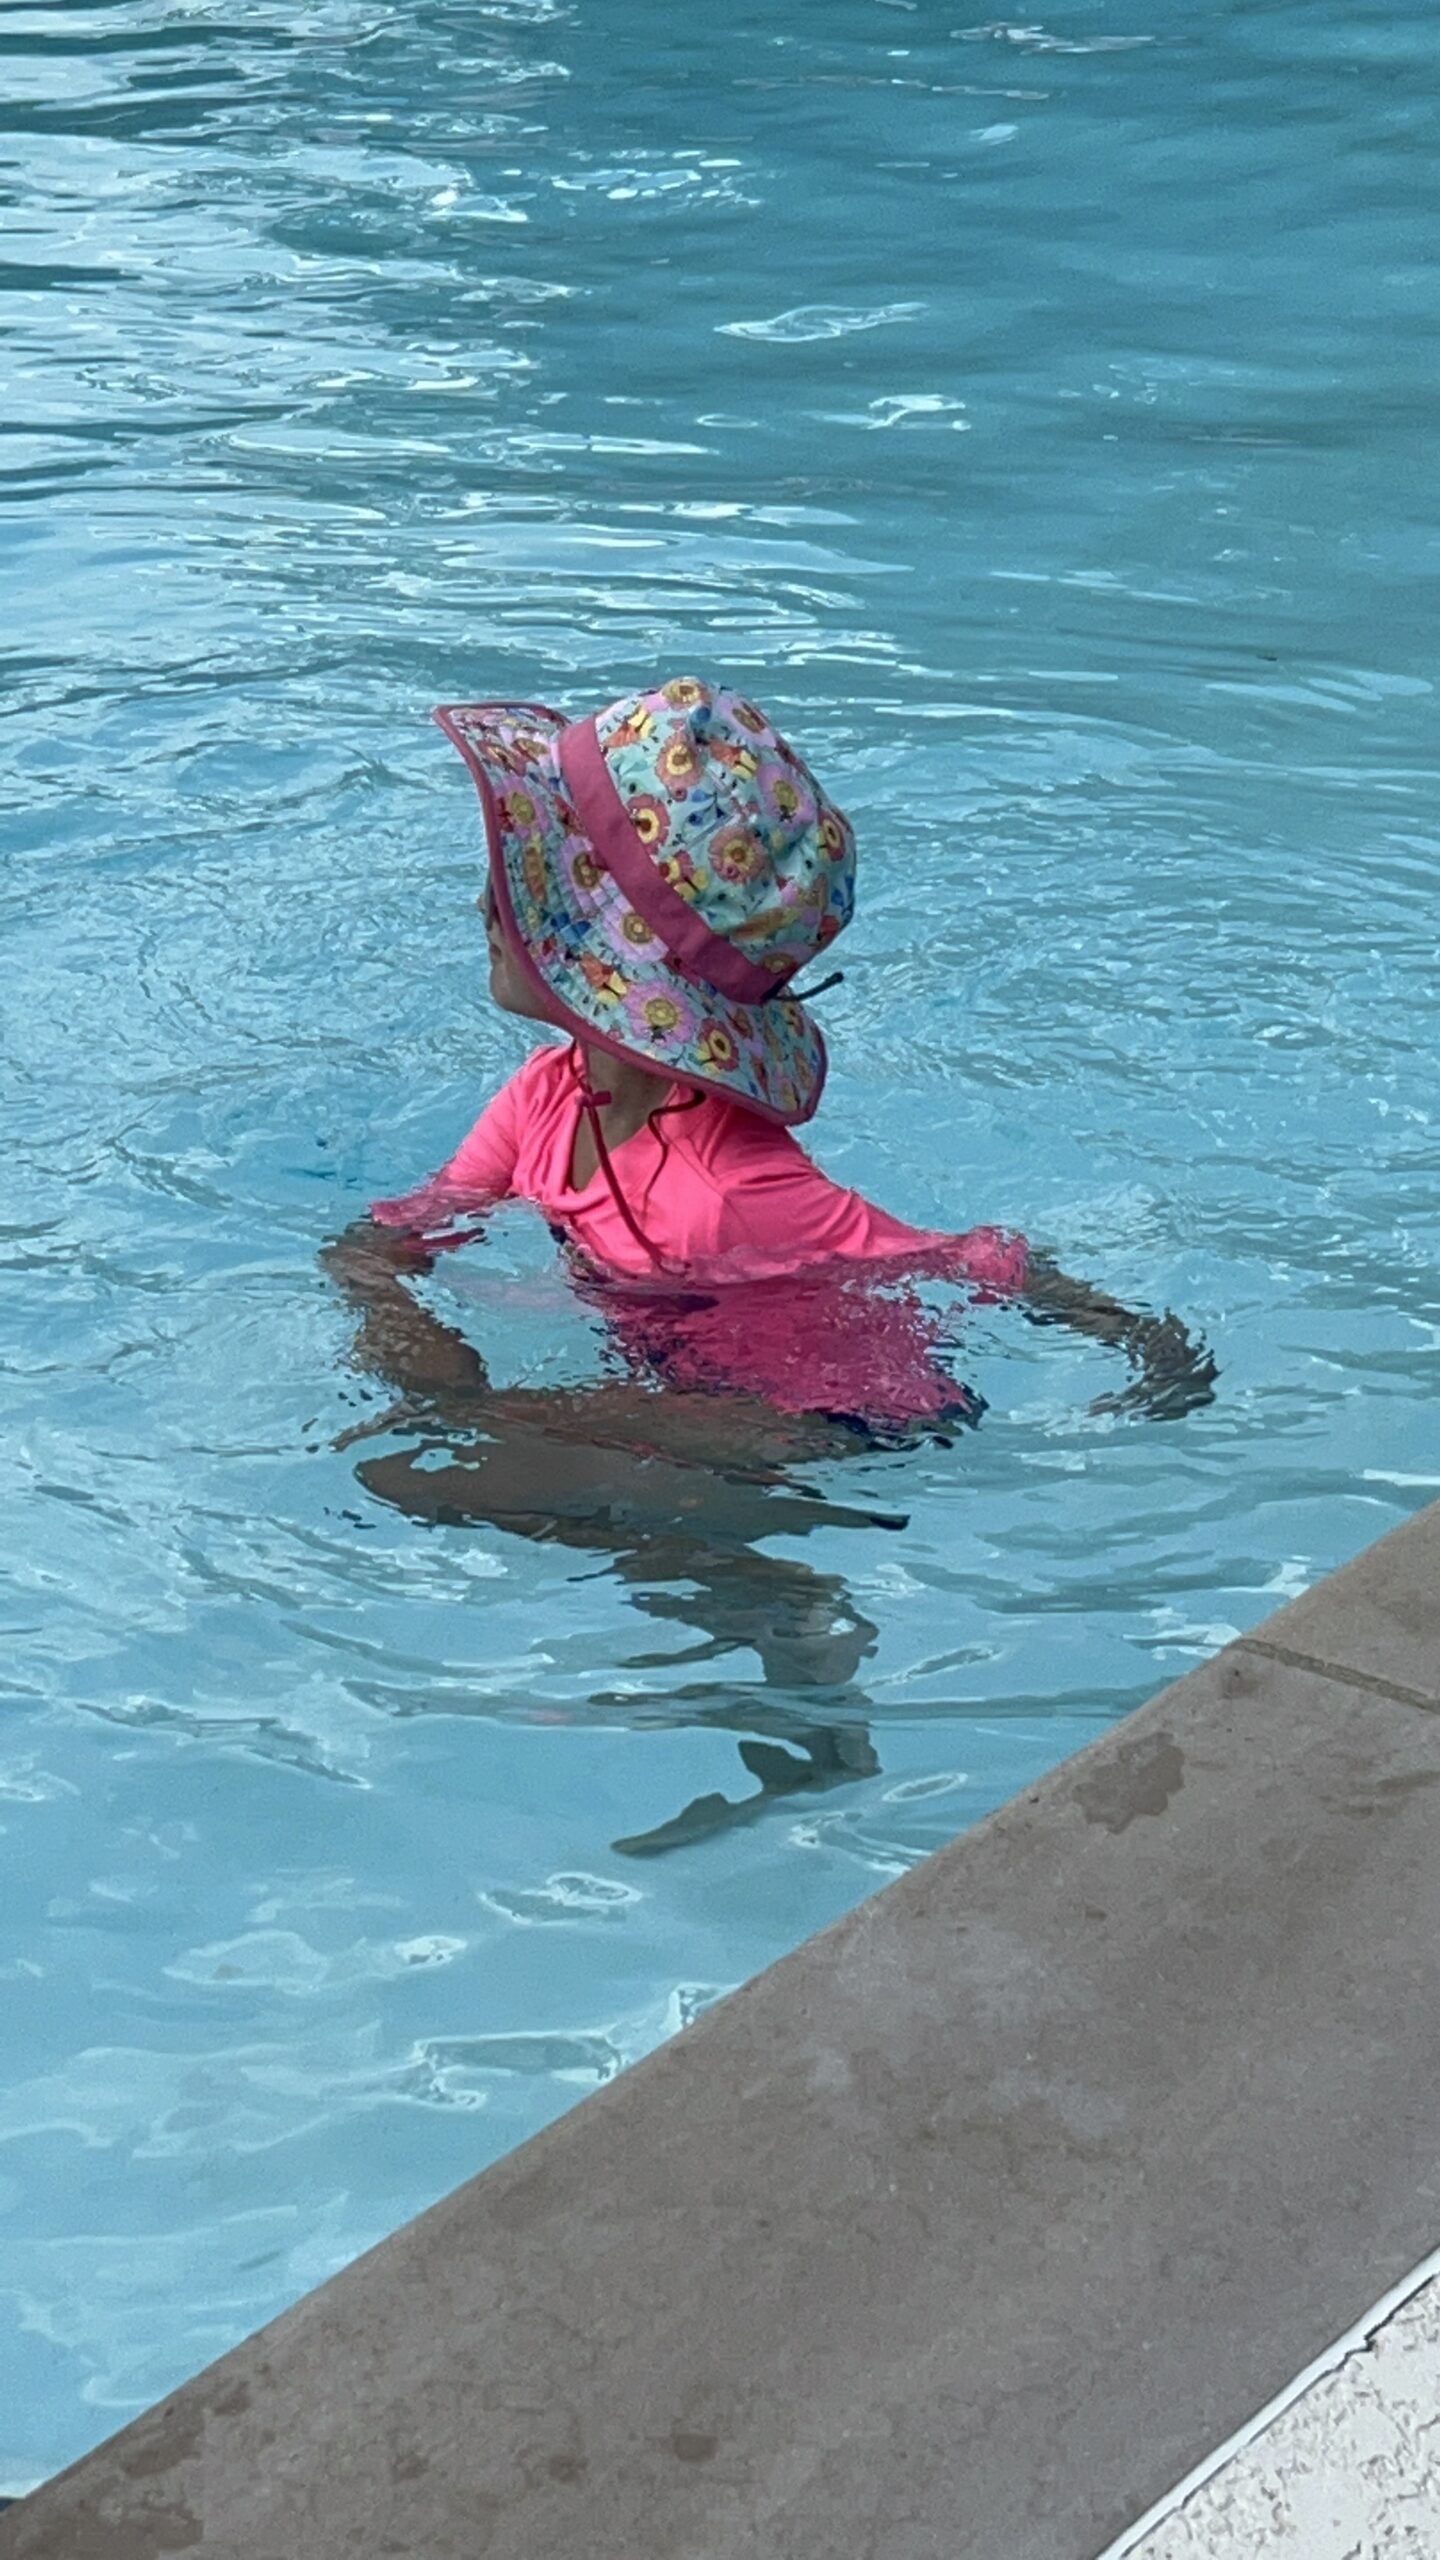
left=556, top=716, right=784, bottom=1007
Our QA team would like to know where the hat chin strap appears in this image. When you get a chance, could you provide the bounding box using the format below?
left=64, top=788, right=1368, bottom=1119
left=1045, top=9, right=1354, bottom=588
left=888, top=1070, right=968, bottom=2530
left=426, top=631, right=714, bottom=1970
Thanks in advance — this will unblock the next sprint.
left=569, top=1045, right=666, bottom=1269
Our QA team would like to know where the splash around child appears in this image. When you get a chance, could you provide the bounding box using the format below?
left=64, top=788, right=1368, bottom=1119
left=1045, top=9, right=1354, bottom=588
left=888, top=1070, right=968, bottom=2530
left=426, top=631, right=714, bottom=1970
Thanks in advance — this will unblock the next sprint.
left=326, top=677, right=1216, bottom=1435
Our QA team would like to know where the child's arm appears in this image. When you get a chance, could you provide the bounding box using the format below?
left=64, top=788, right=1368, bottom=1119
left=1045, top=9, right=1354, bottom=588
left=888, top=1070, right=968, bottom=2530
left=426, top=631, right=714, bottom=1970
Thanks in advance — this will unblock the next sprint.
left=1018, top=1251, right=1217, bottom=1420
left=323, top=1066, right=534, bottom=1411
left=321, top=1218, right=490, bottom=1410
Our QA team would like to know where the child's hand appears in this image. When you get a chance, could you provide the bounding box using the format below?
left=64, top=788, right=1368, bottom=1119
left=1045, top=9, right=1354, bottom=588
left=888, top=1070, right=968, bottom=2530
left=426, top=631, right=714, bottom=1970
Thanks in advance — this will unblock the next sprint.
left=321, top=1218, right=434, bottom=1290
left=1019, top=1255, right=1217, bottom=1422
left=1091, top=1312, right=1218, bottom=1422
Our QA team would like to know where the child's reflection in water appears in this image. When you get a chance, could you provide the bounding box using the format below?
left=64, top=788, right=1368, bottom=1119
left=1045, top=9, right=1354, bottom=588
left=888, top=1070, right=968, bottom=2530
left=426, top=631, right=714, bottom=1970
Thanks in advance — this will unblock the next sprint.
left=348, top=1376, right=896, bottom=1859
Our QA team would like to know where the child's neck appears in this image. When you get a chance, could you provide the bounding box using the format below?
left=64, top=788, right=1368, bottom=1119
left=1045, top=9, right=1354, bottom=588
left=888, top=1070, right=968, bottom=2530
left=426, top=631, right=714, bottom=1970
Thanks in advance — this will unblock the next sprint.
left=577, top=1041, right=673, bottom=1117
left=569, top=1042, right=675, bottom=1189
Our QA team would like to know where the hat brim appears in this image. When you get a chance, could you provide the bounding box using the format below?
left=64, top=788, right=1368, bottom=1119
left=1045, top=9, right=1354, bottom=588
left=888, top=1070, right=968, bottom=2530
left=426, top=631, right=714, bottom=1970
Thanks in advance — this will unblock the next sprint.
left=435, top=702, right=827, bottom=1127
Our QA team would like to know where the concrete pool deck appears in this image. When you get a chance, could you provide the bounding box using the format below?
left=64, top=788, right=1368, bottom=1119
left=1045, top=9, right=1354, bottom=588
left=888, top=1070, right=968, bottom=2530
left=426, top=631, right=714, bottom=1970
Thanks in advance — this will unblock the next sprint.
left=3, top=1497, right=1438, bottom=2559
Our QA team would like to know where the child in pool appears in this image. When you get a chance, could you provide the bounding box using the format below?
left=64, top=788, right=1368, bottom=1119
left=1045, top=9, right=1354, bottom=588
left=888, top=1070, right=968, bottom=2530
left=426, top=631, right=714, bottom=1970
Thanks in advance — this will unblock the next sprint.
left=326, top=677, right=1215, bottom=1438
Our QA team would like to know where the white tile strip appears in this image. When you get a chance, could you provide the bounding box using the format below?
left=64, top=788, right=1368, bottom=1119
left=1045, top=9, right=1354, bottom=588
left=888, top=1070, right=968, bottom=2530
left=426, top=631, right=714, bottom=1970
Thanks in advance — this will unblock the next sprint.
left=1092, top=2240, right=1440, bottom=2560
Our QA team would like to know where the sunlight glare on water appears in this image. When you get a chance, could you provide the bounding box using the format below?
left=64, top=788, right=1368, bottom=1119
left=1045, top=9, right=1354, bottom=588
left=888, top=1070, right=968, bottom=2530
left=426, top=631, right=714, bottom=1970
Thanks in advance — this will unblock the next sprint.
left=2, top=0, right=1438, bottom=2487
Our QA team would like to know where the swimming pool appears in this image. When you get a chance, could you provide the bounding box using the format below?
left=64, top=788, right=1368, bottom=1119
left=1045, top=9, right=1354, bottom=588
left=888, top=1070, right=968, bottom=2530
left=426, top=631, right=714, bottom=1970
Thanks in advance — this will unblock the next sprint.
left=3, top=0, right=1437, bottom=2491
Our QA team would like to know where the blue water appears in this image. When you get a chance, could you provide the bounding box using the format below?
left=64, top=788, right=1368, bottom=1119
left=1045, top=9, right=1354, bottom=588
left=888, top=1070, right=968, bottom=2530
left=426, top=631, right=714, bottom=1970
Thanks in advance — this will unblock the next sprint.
left=4, top=0, right=1439, bottom=2489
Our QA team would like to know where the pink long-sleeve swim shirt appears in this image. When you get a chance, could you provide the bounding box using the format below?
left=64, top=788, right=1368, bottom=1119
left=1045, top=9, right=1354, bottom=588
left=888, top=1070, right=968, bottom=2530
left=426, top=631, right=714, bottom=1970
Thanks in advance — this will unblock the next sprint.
left=372, top=1042, right=1028, bottom=1428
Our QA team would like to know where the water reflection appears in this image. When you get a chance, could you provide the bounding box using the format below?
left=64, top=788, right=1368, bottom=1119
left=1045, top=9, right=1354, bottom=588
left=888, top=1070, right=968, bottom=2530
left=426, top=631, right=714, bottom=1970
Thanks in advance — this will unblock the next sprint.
left=352, top=1419, right=894, bottom=1858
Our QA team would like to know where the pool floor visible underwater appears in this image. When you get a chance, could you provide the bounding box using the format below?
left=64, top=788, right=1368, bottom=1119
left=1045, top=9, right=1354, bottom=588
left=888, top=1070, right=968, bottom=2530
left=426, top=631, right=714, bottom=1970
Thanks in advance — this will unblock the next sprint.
left=3, top=0, right=1439, bottom=2491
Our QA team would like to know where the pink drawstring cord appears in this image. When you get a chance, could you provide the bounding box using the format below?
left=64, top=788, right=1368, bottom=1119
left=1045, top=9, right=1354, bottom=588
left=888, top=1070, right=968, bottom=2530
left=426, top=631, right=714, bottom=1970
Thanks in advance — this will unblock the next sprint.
left=570, top=1045, right=666, bottom=1269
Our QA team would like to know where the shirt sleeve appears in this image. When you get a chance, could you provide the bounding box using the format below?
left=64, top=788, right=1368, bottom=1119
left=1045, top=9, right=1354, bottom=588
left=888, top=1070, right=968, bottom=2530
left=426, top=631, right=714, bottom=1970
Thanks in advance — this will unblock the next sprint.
left=708, top=1121, right=1028, bottom=1294
left=369, top=1070, right=524, bottom=1241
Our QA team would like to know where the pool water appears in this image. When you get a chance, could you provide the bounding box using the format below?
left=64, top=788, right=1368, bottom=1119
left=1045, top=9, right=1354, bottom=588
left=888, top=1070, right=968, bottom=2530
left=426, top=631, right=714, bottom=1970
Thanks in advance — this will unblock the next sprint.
left=4, top=0, right=1438, bottom=2490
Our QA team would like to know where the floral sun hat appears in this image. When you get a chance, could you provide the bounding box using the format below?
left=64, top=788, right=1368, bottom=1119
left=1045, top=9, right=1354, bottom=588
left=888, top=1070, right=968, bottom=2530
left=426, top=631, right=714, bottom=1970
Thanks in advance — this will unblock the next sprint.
left=433, top=676, right=857, bottom=1125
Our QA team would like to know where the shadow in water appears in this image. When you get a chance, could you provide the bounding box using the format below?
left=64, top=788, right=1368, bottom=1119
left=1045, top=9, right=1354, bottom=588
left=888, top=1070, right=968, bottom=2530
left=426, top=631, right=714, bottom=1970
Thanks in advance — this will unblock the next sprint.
left=355, top=1424, right=901, bottom=1857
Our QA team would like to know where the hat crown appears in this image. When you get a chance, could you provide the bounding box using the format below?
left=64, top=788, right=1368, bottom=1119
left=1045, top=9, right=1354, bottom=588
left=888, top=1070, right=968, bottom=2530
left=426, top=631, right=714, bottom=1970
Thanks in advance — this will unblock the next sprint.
left=595, top=679, right=855, bottom=987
